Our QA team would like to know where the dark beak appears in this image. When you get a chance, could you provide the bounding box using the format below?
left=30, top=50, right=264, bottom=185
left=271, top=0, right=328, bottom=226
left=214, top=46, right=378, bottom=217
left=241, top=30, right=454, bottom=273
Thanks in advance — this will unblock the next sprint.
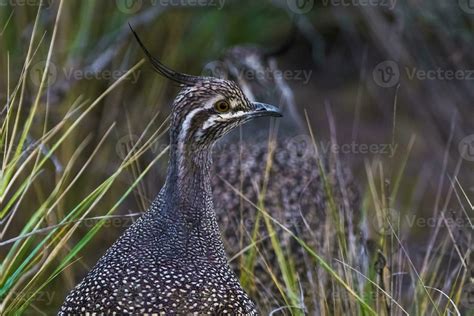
left=249, top=102, right=283, bottom=118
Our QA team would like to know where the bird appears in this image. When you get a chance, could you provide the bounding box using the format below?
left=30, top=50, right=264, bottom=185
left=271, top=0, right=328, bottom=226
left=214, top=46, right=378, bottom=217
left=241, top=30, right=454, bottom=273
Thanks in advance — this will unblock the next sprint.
left=207, top=43, right=364, bottom=312
left=58, top=27, right=282, bottom=315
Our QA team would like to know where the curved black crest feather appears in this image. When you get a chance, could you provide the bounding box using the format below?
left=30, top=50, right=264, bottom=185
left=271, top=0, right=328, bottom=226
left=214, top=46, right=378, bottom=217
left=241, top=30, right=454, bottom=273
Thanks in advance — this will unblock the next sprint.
left=129, top=23, right=202, bottom=86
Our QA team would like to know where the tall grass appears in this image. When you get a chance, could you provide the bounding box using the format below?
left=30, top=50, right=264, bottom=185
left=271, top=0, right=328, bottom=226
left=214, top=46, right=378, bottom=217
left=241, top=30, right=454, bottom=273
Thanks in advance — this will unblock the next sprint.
left=0, top=2, right=170, bottom=314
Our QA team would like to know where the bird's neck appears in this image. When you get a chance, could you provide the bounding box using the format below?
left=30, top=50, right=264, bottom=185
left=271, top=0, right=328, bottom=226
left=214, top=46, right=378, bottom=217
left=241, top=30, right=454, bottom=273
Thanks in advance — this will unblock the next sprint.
left=155, top=140, right=228, bottom=264
left=165, top=146, right=213, bottom=205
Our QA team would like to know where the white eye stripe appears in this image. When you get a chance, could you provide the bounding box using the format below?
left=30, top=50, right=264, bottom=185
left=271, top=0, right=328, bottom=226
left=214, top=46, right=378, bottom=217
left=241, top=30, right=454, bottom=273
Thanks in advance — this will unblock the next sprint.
left=176, top=107, right=205, bottom=168
left=178, top=108, right=203, bottom=143
left=217, top=111, right=245, bottom=119
left=202, top=116, right=218, bottom=130
left=201, top=111, right=246, bottom=130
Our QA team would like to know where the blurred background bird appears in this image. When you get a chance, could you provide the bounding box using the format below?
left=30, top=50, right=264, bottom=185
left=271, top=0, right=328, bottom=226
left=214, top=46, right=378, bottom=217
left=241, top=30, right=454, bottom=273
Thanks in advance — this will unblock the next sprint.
left=206, top=41, right=365, bottom=313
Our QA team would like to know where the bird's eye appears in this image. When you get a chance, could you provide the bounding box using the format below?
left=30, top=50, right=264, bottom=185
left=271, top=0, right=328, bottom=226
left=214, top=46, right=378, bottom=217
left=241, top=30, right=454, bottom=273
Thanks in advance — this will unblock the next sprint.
left=214, top=100, right=231, bottom=113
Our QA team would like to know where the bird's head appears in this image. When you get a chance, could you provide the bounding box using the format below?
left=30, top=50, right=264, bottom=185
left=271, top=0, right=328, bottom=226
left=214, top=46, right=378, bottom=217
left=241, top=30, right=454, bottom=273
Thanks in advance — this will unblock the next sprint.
left=131, top=26, right=282, bottom=150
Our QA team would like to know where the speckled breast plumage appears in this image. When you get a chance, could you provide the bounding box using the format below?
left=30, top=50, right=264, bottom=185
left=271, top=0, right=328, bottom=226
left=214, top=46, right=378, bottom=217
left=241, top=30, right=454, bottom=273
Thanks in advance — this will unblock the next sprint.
left=59, top=196, right=257, bottom=315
